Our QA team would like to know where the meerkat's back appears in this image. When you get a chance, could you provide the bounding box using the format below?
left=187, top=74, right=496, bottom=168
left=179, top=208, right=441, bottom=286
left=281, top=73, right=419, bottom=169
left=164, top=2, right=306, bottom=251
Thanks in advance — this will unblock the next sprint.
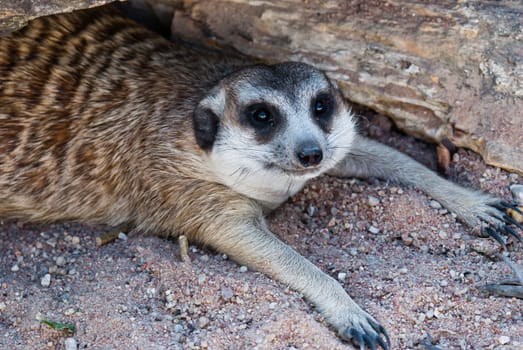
left=0, top=8, right=234, bottom=224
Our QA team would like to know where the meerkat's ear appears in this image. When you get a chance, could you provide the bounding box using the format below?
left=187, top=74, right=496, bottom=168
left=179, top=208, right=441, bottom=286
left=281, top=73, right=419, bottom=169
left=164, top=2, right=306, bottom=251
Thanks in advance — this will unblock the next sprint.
left=193, top=88, right=226, bottom=151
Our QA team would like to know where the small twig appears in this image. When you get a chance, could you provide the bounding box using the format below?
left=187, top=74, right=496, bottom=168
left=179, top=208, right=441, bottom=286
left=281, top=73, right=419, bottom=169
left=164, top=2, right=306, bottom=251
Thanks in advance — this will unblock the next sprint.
left=178, top=235, right=191, bottom=263
left=96, top=224, right=129, bottom=246
left=40, top=318, right=75, bottom=334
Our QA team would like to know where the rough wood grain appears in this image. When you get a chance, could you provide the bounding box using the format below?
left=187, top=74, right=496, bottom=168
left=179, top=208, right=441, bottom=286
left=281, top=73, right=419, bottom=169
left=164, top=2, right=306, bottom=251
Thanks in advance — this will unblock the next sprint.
left=171, top=0, right=523, bottom=174
left=0, top=0, right=114, bottom=35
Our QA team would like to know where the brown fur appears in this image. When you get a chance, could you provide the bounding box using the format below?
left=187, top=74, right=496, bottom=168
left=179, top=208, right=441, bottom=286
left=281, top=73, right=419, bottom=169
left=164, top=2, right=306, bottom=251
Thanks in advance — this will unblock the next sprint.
left=0, top=8, right=249, bottom=234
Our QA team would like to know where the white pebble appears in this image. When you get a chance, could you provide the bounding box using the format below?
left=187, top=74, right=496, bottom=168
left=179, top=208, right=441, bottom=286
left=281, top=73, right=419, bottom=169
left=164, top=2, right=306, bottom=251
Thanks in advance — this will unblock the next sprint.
left=337, top=272, right=347, bottom=281
left=368, top=225, right=380, bottom=234
left=510, top=184, right=523, bottom=204
left=239, top=266, right=248, bottom=273
left=65, top=337, right=77, bottom=350
left=368, top=196, right=380, bottom=206
left=498, top=335, right=510, bottom=345
left=198, top=316, right=210, bottom=329
left=221, top=286, right=234, bottom=300
left=41, top=274, right=51, bottom=287
left=118, top=232, right=128, bottom=241
left=11, top=264, right=19, bottom=272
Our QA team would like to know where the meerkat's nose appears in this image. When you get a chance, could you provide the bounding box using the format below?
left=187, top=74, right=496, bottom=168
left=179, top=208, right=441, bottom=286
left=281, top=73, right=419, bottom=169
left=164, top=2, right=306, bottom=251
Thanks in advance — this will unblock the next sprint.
left=296, top=141, right=323, bottom=167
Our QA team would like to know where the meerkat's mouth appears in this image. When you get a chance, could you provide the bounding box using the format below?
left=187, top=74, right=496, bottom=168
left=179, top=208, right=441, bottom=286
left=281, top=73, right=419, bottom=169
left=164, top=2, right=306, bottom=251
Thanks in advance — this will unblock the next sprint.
left=265, top=163, right=322, bottom=177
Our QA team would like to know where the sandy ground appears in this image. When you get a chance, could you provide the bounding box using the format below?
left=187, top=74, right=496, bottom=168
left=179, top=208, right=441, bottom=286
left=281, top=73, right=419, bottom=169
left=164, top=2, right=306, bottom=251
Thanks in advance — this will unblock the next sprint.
left=1, top=111, right=522, bottom=350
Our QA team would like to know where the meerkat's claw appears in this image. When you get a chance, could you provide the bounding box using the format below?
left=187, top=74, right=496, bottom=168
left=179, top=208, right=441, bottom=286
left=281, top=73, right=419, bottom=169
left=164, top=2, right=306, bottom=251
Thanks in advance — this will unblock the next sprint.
left=498, top=201, right=523, bottom=215
left=482, top=226, right=506, bottom=247
left=340, top=318, right=390, bottom=350
left=503, top=214, right=523, bottom=233
left=500, top=224, right=523, bottom=244
left=482, top=201, right=523, bottom=245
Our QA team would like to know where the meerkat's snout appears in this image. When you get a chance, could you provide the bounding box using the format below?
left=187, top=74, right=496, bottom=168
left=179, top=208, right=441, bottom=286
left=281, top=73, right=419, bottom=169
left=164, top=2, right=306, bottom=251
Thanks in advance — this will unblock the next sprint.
left=296, top=140, right=323, bottom=167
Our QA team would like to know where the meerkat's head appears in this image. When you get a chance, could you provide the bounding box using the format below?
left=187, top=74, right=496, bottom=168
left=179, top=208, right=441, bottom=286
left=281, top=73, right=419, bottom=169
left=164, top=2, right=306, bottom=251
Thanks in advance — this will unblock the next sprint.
left=193, top=62, right=356, bottom=206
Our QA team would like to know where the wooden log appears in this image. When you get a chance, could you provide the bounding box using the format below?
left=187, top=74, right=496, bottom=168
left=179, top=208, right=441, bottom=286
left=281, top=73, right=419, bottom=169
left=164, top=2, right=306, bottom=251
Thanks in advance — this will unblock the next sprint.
left=171, top=0, right=523, bottom=174
left=0, top=0, right=113, bottom=36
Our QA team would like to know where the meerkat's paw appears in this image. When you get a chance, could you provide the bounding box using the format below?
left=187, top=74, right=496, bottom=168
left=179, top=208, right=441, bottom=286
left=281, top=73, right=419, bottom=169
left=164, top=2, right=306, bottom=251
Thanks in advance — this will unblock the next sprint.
left=335, top=310, right=390, bottom=349
left=478, top=200, right=523, bottom=247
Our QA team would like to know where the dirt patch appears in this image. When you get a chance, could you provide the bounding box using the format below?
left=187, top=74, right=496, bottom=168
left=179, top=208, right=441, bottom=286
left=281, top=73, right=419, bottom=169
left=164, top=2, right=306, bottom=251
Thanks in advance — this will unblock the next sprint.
left=1, top=111, right=522, bottom=349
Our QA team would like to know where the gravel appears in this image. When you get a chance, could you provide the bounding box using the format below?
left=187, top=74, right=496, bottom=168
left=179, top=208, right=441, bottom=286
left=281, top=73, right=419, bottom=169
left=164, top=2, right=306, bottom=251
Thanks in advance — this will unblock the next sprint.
left=0, top=112, right=522, bottom=349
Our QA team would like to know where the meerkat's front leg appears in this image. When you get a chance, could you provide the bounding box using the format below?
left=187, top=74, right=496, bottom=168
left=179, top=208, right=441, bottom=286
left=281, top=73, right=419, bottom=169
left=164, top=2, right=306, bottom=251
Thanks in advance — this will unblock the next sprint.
left=191, top=203, right=390, bottom=349
left=328, top=134, right=523, bottom=245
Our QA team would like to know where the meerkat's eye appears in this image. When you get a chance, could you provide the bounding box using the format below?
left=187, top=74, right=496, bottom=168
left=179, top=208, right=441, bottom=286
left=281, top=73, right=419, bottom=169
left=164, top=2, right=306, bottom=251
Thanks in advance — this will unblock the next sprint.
left=252, top=109, right=272, bottom=124
left=246, top=105, right=276, bottom=129
left=312, top=94, right=333, bottom=130
left=314, top=99, right=327, bottom=114
left=241, top=103, right=280, bottom=141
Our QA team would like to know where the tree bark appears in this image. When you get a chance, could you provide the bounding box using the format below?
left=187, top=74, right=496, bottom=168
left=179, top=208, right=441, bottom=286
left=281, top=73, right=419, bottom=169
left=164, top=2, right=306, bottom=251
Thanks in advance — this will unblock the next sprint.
left=0, top=0, right=113, bottom=36
left=171, top=0, right=523, bottom=174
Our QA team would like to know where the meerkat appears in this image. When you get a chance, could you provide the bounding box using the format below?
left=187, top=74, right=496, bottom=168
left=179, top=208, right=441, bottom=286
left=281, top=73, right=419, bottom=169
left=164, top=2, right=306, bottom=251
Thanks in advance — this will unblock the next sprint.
left=1, top=7, right=522, bottom=350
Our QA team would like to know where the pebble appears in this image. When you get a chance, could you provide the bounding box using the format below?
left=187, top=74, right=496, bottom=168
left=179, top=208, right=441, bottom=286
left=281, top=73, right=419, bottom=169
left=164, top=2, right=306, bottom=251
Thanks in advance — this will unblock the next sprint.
left=429, top=200, right=442, bottom=209
left=326, top=217, right=336, bottom=227
left=498, top=335, right=510, bottom=345
left=221, top=286, right=234, bottom=300
left=64, top=337, right=77, bottom=350
left=510, top=184, right=523, bottom=204
left=307, top=205, right=316, bottom=217
left=11, top=264, right=19, bottom=272
left=337, top=272, right=347, bottom=281
left=0, top=302, right=6, bottom=311
left=368, top=225, right=380, bottom=234
left=470, top=240, right=498, bottom=256
left=41, top=274, right=51, bottom=287
left=56, top=256, right=66, bottom=267
left=197, top=274, right=207, bottom=284
left=239, top=266, right=248, bottom=273
left=198, top=316, right=210, bottom=329
left=438, top=231, right=448, bottom=239
left=71, top=236, right=81, bottom=246
left=118, top=232, right=128, bottom=241
left=368, top=196, right=380, bottom=206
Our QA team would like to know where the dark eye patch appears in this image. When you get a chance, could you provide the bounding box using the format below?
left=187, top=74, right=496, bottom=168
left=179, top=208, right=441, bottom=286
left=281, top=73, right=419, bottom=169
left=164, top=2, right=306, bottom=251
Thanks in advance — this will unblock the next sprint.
left=240, top=102, right=282, bottom=143
left=311, top=93, right=334, bottom=131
